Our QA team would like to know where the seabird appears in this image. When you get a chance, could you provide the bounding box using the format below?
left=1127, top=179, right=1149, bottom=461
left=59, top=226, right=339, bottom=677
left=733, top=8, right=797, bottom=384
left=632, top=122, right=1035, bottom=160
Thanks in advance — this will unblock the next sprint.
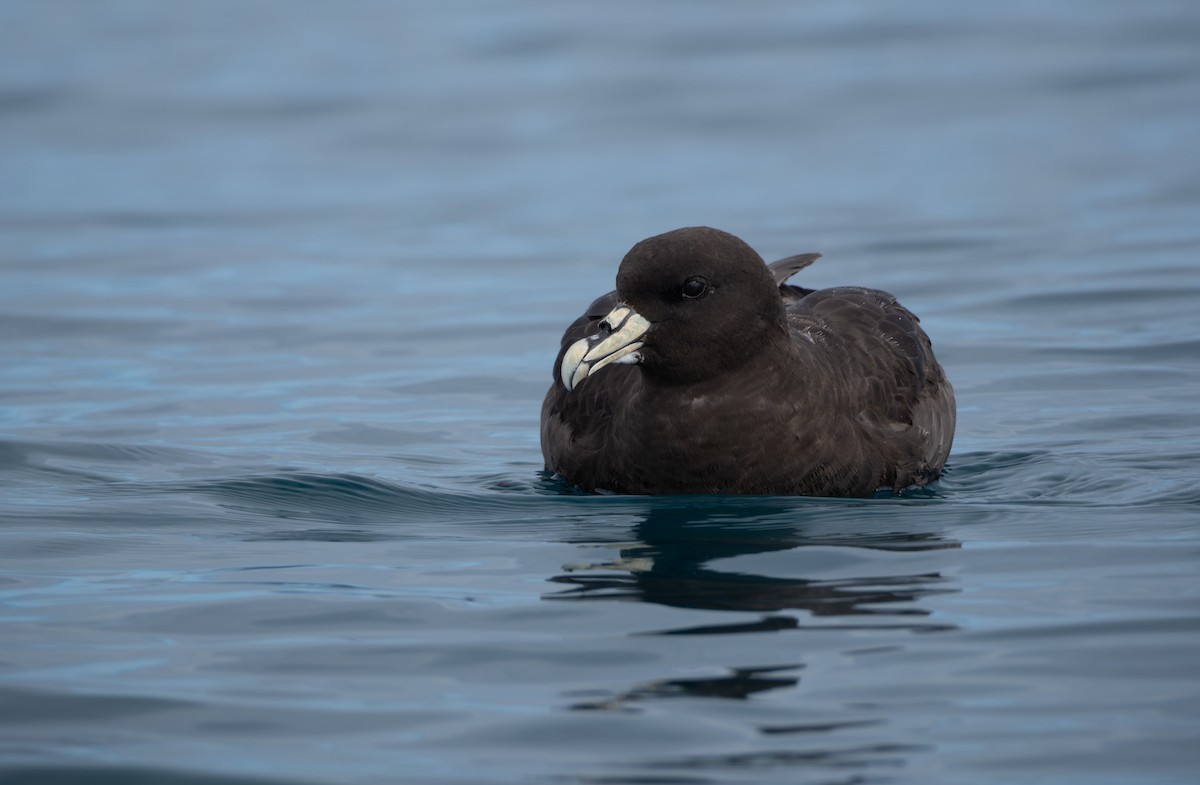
left=540, top=227, right=955, bottom=496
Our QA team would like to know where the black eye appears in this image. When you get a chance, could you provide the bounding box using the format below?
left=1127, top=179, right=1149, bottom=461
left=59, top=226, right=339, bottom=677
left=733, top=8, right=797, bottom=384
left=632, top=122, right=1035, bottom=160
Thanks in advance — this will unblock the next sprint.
left=681, top=277, right=708, bottom=299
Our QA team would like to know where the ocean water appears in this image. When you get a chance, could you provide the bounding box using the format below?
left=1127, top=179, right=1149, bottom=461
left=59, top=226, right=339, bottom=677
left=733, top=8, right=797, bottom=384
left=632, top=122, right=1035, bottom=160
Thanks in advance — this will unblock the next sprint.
left=3, top=2, right=1199, bottom=784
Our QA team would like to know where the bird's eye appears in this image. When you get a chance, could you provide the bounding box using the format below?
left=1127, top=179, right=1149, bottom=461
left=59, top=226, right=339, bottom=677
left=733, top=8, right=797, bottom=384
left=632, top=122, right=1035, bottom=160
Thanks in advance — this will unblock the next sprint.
left=681, top=277, right=708, bottom=299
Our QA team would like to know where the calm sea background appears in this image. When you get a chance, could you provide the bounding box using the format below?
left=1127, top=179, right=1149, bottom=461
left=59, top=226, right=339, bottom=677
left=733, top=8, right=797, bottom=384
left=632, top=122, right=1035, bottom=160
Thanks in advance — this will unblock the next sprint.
left=3, top=2, right=1199, bottom=784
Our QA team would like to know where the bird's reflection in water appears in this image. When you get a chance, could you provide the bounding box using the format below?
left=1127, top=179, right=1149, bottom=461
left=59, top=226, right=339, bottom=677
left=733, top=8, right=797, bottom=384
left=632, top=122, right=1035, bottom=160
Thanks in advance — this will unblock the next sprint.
left=548, top=498, right=953, bottom=778
left=546, top=497, right=960, bottom=634
left=568, top=663, right=804, bottom=712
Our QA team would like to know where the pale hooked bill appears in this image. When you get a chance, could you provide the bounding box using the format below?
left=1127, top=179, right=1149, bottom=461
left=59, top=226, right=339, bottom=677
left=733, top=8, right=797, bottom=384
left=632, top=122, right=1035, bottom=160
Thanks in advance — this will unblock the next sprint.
left=560, top=306, right=651, bottom=391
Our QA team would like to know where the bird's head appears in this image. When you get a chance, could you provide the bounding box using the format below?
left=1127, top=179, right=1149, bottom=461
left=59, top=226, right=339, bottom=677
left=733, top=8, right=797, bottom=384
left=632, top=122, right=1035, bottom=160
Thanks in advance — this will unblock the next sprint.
left=560, top=227, right=787, bottom=391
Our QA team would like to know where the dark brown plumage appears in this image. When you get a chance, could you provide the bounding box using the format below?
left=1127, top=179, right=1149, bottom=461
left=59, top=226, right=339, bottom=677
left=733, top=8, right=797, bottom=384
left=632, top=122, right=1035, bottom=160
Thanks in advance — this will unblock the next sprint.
left=540, top=227, right=955, bottom=497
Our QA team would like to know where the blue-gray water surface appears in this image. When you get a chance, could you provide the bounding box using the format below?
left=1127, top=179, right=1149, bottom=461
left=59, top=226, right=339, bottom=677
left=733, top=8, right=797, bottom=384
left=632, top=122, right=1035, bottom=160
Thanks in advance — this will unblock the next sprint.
left=3, top=2, right=1199, bottom=784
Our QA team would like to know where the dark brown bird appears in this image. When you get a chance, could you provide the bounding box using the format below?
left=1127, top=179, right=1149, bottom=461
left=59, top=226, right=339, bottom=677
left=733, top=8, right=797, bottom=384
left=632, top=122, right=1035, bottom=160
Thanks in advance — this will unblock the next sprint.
left=540, top=227, right=955, bottom=497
